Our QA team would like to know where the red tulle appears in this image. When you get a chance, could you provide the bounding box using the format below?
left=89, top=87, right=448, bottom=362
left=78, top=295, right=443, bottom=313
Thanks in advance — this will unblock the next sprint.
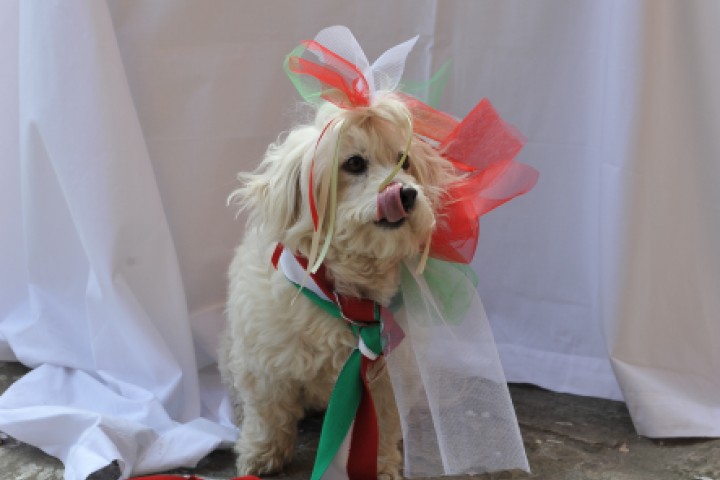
left=441, top=99, right=524, bottom=169
left=287, top=41, right=370, bottom=109
left=429, top=99, right=539, bottom=263
left=398, top=93, right=459, bottom=142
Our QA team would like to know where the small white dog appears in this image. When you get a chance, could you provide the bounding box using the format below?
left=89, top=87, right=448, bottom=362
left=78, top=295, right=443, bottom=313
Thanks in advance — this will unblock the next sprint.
left=218, top=93, right=457, bottom=478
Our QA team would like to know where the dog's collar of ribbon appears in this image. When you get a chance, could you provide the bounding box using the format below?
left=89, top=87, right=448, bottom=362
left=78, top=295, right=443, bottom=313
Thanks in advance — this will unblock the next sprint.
left=285, top=26, right=539, bottom=268
left=271, top=244, right=390, bottom=480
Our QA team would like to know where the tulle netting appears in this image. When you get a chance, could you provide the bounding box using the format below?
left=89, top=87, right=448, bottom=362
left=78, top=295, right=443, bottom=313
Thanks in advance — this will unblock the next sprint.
left=385, top=259, right=529, bottom=477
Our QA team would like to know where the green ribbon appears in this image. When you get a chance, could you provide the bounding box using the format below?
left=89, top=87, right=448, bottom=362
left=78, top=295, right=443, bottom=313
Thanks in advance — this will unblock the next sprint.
left=292, top=283, right=383, bottom=480
left=311, top=348, right=362, bottom=480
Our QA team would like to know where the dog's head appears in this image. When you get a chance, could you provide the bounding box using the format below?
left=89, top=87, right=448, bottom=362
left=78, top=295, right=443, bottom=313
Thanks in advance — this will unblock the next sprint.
left=232, top=93, right=458, bottom=273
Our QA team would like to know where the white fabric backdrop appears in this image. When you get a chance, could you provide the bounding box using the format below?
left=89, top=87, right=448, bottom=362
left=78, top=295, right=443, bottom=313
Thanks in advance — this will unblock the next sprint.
left=1, top=1, right=718, bottom=479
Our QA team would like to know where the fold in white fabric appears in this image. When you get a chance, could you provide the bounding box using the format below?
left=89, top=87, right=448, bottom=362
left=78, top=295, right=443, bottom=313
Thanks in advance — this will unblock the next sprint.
left=0, top=2, right=235, bottom=479
left=0, top=365, right=232, bottom=479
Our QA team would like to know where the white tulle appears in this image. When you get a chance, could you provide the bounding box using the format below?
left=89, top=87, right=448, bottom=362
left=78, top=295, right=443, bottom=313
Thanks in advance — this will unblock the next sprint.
left=385, top=259, right=528, bottom=477
left=313, top=26, right=418, bottom=100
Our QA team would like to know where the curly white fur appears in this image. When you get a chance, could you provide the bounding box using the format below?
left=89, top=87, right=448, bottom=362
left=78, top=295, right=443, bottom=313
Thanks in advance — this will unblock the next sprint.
left=218, top=94, right=458, bottom=478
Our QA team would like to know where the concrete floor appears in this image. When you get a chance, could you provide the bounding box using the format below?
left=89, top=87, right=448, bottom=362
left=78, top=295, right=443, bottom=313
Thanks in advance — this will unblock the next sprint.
left=1, top=361, right=718, bottom=480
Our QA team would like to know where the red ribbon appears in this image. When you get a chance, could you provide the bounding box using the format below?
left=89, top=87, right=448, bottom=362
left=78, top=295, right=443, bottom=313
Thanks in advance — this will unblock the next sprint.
left=309, top=119, right=336, bottom=230
left=287, top=40, right=370, bottom=109
left=347, top=355, right=379, bottom=480
left=131, top=476, right=259, bottom=480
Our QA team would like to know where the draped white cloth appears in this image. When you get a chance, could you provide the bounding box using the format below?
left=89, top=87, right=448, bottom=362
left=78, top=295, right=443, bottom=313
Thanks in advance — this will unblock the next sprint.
left=1, top=1, right=718, bottom=479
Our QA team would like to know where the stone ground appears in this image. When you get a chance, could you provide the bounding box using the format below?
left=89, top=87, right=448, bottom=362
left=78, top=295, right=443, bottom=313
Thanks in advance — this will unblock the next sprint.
left=1, top=361, right=718, bottom=480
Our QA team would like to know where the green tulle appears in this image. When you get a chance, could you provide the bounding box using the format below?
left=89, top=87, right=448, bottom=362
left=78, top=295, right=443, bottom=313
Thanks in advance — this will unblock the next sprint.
left=400, top=60, right=453, bottom=108
left=400, top=257, right=479, bottom=326
left=284, top=44, right=323, bottom=105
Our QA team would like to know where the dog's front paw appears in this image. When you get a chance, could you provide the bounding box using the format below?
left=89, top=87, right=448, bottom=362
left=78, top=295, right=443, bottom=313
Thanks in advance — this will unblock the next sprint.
left=235, top=437, right=295, bottom=476
left=378, top=463, right=402, bottom=480
left=236, top=448, right=288, bottom=476
left=377, top=441, right=403, bottom=480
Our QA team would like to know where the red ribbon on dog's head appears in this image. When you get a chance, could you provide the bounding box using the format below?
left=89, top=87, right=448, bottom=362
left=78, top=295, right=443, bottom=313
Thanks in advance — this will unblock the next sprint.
left=286, top=40, right=371, bottom=109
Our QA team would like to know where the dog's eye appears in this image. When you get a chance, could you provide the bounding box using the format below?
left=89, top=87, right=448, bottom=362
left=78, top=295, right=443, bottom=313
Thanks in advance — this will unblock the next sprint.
left=398, top=152, right=410, bottom=170
left=342, top=155, right=368, bottom=174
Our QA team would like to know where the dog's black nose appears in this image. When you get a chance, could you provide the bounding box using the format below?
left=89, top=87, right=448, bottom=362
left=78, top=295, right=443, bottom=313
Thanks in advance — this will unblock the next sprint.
left=400, top=186, right=417, bottom=213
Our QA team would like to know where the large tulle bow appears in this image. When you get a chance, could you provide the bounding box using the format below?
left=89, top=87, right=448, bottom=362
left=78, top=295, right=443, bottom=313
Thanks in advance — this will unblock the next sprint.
left=285, top=26, right=539, bottom=264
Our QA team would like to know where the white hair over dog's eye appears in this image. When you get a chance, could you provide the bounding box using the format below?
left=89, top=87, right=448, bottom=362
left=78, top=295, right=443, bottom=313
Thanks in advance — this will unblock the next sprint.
left=342, top=155, right=368, bottom=175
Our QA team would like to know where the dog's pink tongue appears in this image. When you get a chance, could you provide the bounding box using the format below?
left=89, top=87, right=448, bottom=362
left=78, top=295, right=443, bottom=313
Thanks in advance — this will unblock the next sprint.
left=377, top=182, right=407, bottom=222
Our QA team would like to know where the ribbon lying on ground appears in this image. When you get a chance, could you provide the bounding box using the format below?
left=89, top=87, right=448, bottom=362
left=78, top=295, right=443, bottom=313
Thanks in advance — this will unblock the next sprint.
left=131, top=476, right=259, bottom=480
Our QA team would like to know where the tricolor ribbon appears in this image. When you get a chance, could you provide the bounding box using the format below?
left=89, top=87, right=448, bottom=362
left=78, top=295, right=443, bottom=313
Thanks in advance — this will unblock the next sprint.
left=273, top=245, right=386, bottom=480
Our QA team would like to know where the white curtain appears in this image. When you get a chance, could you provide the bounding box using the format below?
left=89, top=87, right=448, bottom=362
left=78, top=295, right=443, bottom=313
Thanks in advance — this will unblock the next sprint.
left=0, top=1, right=718, bottom=479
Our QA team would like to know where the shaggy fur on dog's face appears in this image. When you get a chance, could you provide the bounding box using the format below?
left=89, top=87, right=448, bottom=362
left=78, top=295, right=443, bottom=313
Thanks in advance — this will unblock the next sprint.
left=230, top=93, right=457, bottom=303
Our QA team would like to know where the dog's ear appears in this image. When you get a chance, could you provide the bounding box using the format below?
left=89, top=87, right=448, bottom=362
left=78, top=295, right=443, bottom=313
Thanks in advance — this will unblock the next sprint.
left=229, top=126, right=315, bottom=240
